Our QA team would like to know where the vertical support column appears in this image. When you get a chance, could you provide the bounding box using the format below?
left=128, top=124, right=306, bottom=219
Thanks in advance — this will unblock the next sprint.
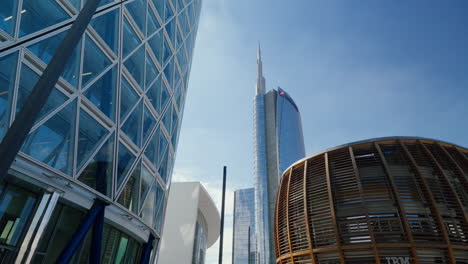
left=399, top=140, right=456, bottom=264
left=302, top=160, right=316, bottom=264
left=374, top=143, right=419, bottom=263
left=90, top=205, right=105, bottom=264
left=419, top=142, right=468, bottom=228
left=324, top=153, right=345, bottom=264
left=285, top=169, right=295, bottom=264
left=139, top=233, right=155, bottom=264
left=348, top=147, right=381, bottom=264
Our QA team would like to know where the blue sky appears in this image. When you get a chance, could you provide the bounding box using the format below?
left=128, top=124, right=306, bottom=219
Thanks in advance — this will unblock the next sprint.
left=171, top=1, right=468, bottom=263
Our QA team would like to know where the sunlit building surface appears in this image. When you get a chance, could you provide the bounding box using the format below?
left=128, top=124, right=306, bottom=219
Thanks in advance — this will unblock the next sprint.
left=232, top=188, right=256, bottom=264
left=274, top=137, right=468, bottom=264
left=253, top=46, right=306, bottom=264
left=158, top=182, right=220, bottom=264
left=0, top=0, right=201, bottom=262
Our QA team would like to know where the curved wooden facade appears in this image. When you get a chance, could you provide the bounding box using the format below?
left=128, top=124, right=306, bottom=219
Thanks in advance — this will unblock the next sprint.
left=274, top=138, right=468, bottom=264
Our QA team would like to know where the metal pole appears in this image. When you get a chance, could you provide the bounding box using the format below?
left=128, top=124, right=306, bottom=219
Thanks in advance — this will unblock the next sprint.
left=248, top=226, right=251, bottom=264
left=0, top=0, right=101, bottom=180
left=219, top=166, right=227, bottom=264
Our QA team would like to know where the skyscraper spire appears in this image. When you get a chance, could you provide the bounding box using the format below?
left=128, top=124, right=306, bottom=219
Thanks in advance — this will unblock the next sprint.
left=256, top=42, right=266, bottom=95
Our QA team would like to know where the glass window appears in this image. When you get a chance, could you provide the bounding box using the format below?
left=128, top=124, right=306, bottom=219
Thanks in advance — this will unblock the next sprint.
left=122, top=17, right=141, bottom=59
left=90, top=8, right=120, bottom=54
left=140, top=184, right=155, bottom=225
left=139, top=165, right=153, bottom=210
left=124, top=45, right=145, bottom=88
left=19, top=0, right=71, bottom=37
left=117, top=162, right=140, bottom=214
left=142, top=105, right=156, bottom=144
left=78, top=133, right=114, bottom=196
left=157, top=132, right=168, bottom=169
left=76, top=109, right=108, bottom=170
left=119, top=77, right=139, bottom=121
left=146, top=75, right=161, bottom=113
left=165, top=2, right=174, bottom=22
left=16, top=65, right=68, bottom=126
left=117, top=143, right=136, bottom=187
left=122, top=101, right=143, bottom=147
left=83, top=66, right=117, bottom=121
left=145, top=53, right=159, bottom=89
left=148, top=30, right=163, bottom=64
left=152, top=0, right=164, bottom=21
left=21, top=101, right=76, bottom=175
left=162, top=102, right=172, bottom=133
left=162, top=37, right=172, bottom=66
left=126, top=0, right=146, bottom=35
left=153, top=183, right=165, bottom=233
left=28, top=31, right=81, bottom=87
left=166, top=19, right=176, bottom=46
left=82, top=36, right=112, bottom=87
left=158, top=149, right=168, bottom=182
left=0, top=52, right=18, bottom=141
left=0, top=0, right=19, bottom=36
left=147, top=7, right=160, bottom=37
left=101, top=224, right=141, bottom=264
left=159, top=81, right=170, bottom=114
left=164, top=58, right=174, bottom=88
left=144, top=126, right=159, bottom=165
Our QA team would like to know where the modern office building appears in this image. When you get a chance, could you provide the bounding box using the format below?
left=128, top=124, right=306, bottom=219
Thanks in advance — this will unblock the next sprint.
left=232, top=187, right=256, bottom=264
left=0, top=0, right=201, bottom=262
left=158, top=182, right=220, bottom=264
left=253, top=46, right=306, bottom=264
left=274, top=137, right=468, bottom=264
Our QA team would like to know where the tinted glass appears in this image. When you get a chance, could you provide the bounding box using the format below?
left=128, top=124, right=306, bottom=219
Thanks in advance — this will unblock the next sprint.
left=20, top=0, right=70, bottom=37
left=0, top=52, right=18, bottom=140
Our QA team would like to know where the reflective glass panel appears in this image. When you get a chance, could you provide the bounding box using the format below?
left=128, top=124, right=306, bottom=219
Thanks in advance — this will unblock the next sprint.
left=157, top=130, right=168, bottom=168
left=20, top=0, right=70, bottom=37
left=165, top=2, right=174, bottom=22
left=145, top=53, right=158, bottom=89
left=139, top=165, right=153, bottom=210
left=82, top=36, right=112, bottom=87
left=117, top=143, right=136, bottom=187
left=159, top=81, right=169, bottom=113
left=162, top=103, right=172, bottom=133
left=148, top=30, right=163, bottom=64
left=0, top=52, right=18, bottom=140
left=164, top=58, right=174, bottom=88
left=28, top=31, right=81, bottom=87
left=153, top=183, right=165, bottom=233
left=142, top=105, right=156, bottom=144
left=122, top=101, right=142, bottom=147
left=117, top=162, right=140, bottom=213
left=90, top=8, right=120, bottom=54
left=124, top=45, right=145, bottom=88
left=162, top=37, right=172, bottom=66
left=166, top=19, right=176, bottom=45
left=76, top=109, right=108, bottom=170
left=119, top=77, right=139, bottom=121
left=78, top=133, right=114, bottom=196
left=22, top=101, right=76, bottom=175
left=16, top=65, right=68, bottom=125
left=0, top=0, right=18, bottom=36
left=147, top=7, right=160, bottom=37
left=126, top=0, right=146, bottom=35
left=158, top=146, right=168, bottom=181
left=146, top=76, right=161, bottom=113
left=140, top=184, right=156, bottom=225
left=152, top=0, right=164, bottom=20
left=122, top=17, right=140, bottom=59
left=83, top=66, right=117, bottom=120
left=144, top=126, right=159, bottom=165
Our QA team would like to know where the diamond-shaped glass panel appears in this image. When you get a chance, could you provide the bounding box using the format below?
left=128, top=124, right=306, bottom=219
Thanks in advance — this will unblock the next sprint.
left=78, top=133, right=114, bottom=196
left=122, top=17, right=141, bottom=59
left=22, top=101, right=76, bottom=175
left=142, top=105, right=156, bottom=144
left=83, top=66, right=117, bottom=121
left=117, top=161, right=140, bottom=213
left=162, top=37, right=172, bottom=66
left=122, top=101, right=142, bottom=147
left=147, top=7, right=160, bottom=37
left=152, top=0, right=164, bottom=21
left=165, top=2, right=174, bottom=22
left=162, top=103, right=172, bottom=133
left=119, top=77, right=139, bottom=120
left=82, top=36, right=112, bottom=87
left=16, top=65, right=68, bottom=126
left=124, top=45, right=145, bottom=88
left=157, top=133, right=168, bottom=168
left=159, top=81, right=170, bottom=114
left=90, top=8, right=120, bottom=54
left=148, top=30, right=163, bottom=65
left=158, top=149, right=168, bottom=182
left=28, top=31, right=81, bottom=87
left=145, top=53, right=159, bottom=90
left=0, top=0, right=19, bottom=36
left=117, top=143, right=136, bottom=187
left=146, top=76, right=161, bottom=113
left=164, top=58, right=174, bottom=88
left=20, top=0, right=71, bottom=37
left=154, top=182, right=165, bottom=233
left=77, top=109, right=108, bottom=170
left=166, top=20, right=176, bottom=46
left=139, top=165, right=153, bottom=210
left=126, top=0, right=146, bottom=35
left=0, top=52, right=18, bottom=141
left=140, top=184, right=156, bottom=225
left=144, top=126, right=157, bottom=165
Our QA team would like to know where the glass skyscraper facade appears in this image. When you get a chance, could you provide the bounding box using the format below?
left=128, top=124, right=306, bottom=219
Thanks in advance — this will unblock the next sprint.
left=0, top=0, right=201, bottom=262
left=253, top=47, right=306, bottom=264
left=232, top=188, right=256, bottom=264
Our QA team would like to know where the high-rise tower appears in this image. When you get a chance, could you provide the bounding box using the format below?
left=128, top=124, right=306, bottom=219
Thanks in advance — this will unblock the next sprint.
left=253, top=46, right=306, bottom=264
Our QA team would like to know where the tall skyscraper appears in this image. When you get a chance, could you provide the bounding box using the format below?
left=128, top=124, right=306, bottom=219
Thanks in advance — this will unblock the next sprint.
left=253, top=46, right=306, bottom=264
left=232, top=188, right=256, bottom=264
left=0, top=0, right=201, bottom=262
